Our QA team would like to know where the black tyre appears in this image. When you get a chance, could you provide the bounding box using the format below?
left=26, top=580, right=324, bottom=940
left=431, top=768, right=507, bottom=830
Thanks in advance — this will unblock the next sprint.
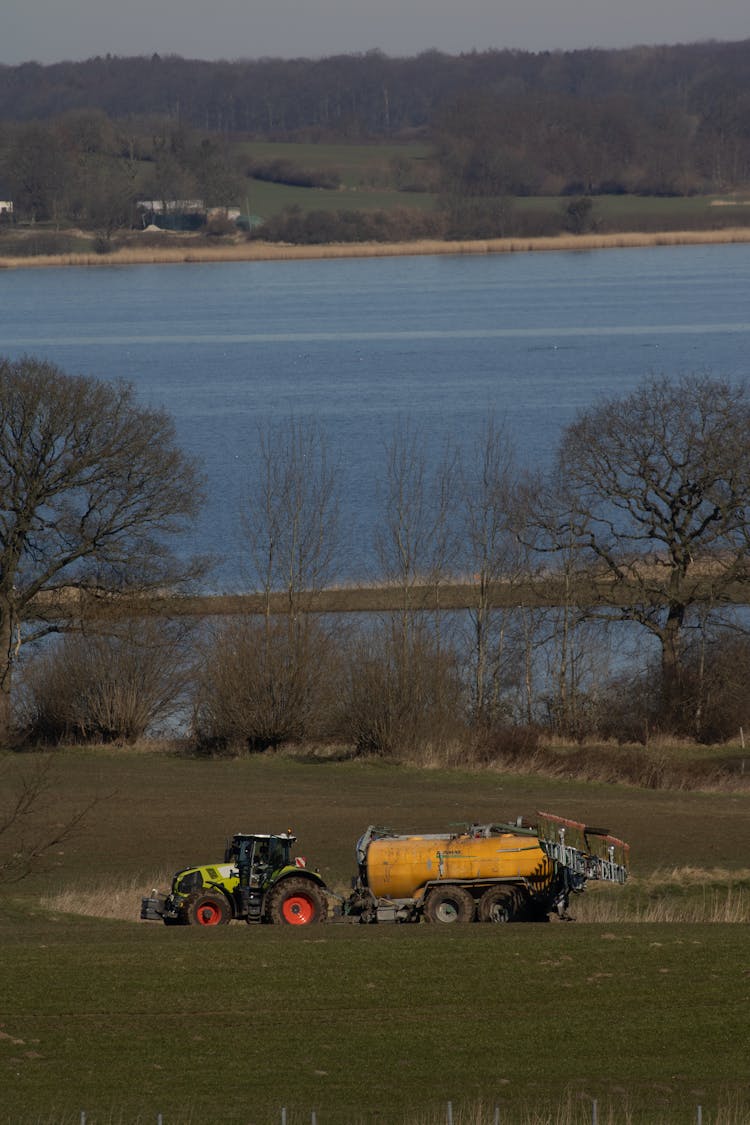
left=477, top=885, right=523, bottom=923
left=266, top=878, right=328, bottom=925
left=423, top=885, right=476, bottom=924
left=184, top=891, right=232, bottom=926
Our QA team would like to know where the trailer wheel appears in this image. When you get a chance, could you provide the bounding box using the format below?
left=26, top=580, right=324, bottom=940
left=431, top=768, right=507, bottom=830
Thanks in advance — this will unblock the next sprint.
left=184, top=891, right=232, bottom=926
left=266, top=878, right=328, bottom=925
left=424, top=886, right=475, bottom=924
left=478, top=885, right=522, bottom=923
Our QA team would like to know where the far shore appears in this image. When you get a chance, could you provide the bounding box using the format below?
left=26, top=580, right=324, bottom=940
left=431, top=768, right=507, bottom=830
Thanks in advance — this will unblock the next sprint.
left=2, top=226, right=750, bottom=270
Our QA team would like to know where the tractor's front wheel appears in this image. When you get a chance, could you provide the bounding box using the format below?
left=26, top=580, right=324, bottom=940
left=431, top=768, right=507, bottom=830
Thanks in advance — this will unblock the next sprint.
left=266, top=878, right=328, bottom=925
left=184, top=891, right=232, bottom=926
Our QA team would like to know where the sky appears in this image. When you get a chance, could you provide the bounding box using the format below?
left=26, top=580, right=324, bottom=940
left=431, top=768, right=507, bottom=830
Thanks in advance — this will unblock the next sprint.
left=2, top=0, right=749, bottom=65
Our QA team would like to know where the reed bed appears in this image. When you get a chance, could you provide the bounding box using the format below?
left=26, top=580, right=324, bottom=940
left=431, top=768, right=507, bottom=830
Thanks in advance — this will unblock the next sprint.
left=3, top=228, right=750, bottom=270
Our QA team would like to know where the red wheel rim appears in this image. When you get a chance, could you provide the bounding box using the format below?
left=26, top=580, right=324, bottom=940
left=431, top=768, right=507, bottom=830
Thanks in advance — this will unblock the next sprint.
left=196, top=901, right=222, bottom=925
left=281, top=894, right=315, bottom=924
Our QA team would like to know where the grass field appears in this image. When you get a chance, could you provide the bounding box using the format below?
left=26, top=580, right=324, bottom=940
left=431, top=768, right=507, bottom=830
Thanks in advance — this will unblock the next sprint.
left=3, top=749, right=750, bottom=1123
left=239, top=141, right=435, bottom=186
left=238, top=140, right=436, bottom=217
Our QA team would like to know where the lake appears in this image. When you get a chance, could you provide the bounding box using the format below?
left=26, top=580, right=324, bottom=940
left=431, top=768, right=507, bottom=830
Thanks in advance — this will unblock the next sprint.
left=2, top=242, right=749, bottom=585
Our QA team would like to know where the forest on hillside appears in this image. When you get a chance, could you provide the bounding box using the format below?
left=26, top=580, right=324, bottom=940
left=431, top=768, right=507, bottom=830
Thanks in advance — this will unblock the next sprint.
left=1, top=41, right=750, bottom=197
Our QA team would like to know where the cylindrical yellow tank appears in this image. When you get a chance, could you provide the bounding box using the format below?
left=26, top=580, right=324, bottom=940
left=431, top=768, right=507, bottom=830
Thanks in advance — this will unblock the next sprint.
left=364, top=831, right=554, bottom=900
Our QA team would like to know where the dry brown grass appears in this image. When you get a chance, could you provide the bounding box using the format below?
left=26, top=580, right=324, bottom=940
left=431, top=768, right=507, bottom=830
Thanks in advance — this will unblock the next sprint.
left=42, top=872, right=171, bottom=922
left=42, top=865, right=750, bottom=925
left=409, top=1091, right=750, bottom=1124
left=572, top=864, right=750, bottom=923
left=3, top=228, right=750, bottom=270
left=480, top=738, right=750, bottom=793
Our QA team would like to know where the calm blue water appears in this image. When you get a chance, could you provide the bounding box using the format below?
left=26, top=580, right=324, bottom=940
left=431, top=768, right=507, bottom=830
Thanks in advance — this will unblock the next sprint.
left=1, top=243, right=749, bottom=585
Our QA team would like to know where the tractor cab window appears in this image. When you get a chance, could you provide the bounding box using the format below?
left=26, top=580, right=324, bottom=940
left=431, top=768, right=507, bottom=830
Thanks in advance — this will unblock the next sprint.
left=268, top=837, right=289, bottom=870
left=253, top=839, right=272, bottom=868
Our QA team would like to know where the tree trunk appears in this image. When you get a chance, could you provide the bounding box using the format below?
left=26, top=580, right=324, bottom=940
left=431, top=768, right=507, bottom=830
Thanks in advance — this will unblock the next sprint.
left=0, top=602, right=15, bottom=746
left=661, top=605, right=684, bottom=724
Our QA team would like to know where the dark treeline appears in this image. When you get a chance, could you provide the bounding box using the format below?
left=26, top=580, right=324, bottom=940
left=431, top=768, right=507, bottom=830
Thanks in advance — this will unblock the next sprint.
left=1, top=42, right=750, bottom=141
left=1, top=40, right=750, bottom=196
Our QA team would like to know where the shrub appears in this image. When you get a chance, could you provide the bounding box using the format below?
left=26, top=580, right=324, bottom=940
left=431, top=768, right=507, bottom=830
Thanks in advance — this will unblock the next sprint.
left=562, top=196, right=594, bottom=234
left=248, top=159, right=341, bottom=190
left=204, top=213, right=237, bottom=237
left=249, top=206, right=443, bottom=244
left=588, top=667, right=662, bottom=745
left=676, top=634, right=750, bottom=744
left=590, top=632, right=750, bottom=745
left=442, top=196, right=515, bottom=240
left=19, top=622, right=192, bottom=744
left=192, top=617, right=339, bottom=754
left=337, top=624, right=467, bottom=759
left=0, top=233, right=79, bottom=257
left=471, top=723, right=542, bottom=765
left=93, top=235, right=116, bottom=254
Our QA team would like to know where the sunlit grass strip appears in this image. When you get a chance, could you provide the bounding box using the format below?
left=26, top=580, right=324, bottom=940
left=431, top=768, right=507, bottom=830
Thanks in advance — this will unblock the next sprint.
left=2, top=227, right=750, bottom=269
left=42, top=867, right=750, bottom=925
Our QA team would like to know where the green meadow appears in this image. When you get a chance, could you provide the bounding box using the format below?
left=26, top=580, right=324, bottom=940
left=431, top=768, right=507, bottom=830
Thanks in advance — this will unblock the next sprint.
left=2, top=749, right=750, bottom=1123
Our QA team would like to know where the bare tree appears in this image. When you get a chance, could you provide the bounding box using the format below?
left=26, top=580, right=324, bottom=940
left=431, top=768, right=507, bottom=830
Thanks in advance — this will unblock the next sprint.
left=0, top=356, right=204, bottom=744
left=457, top=415, right=525, bottom=724
left=522, top=478, right=610, bottom=737
left=375, top=420, right=457, bottom=652
left=371, top=423, right=460, bottom=741
left=557, top=374, right=750, bottom=715
left=243, top=416, right=339, bottom=625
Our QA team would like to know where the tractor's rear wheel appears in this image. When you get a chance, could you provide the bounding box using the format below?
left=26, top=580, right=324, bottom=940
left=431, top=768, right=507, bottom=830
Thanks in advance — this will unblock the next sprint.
left=184, top=891, right=232, bottom=926
left=424, top=885, right=476, bottom=924
left=478, top=885, right=523, bottom=923
left=266, top=878, right=328, bottom=925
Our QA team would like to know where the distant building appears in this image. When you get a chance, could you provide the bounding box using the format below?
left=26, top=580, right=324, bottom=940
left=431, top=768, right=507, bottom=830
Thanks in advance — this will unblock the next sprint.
left=207, top=207, right=241, bottom=221
left=137, top=199, right=207, bottom=232
left=137, top=199, right=205, bottom=216
left=0, top=199, right=13, bottom=217
left=137, top=200, right=242, bottom=232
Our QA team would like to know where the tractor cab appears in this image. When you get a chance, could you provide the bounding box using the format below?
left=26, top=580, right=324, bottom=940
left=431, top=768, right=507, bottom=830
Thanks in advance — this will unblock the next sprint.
left=225, top=832, right=298, bottom=887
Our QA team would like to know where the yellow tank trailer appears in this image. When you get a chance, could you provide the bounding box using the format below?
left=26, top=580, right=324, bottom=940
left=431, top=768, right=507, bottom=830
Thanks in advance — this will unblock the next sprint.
left=345, top=814, right=629, bottom=924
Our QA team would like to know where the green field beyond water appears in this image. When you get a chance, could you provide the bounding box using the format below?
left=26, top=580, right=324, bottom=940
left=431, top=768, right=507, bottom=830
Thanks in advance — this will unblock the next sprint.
left=2, top=751, right=750, bottom=1123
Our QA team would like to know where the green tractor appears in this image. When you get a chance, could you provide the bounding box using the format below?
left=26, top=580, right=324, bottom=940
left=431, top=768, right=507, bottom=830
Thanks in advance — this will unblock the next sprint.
left=140, top=831, right=328, bottom=926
